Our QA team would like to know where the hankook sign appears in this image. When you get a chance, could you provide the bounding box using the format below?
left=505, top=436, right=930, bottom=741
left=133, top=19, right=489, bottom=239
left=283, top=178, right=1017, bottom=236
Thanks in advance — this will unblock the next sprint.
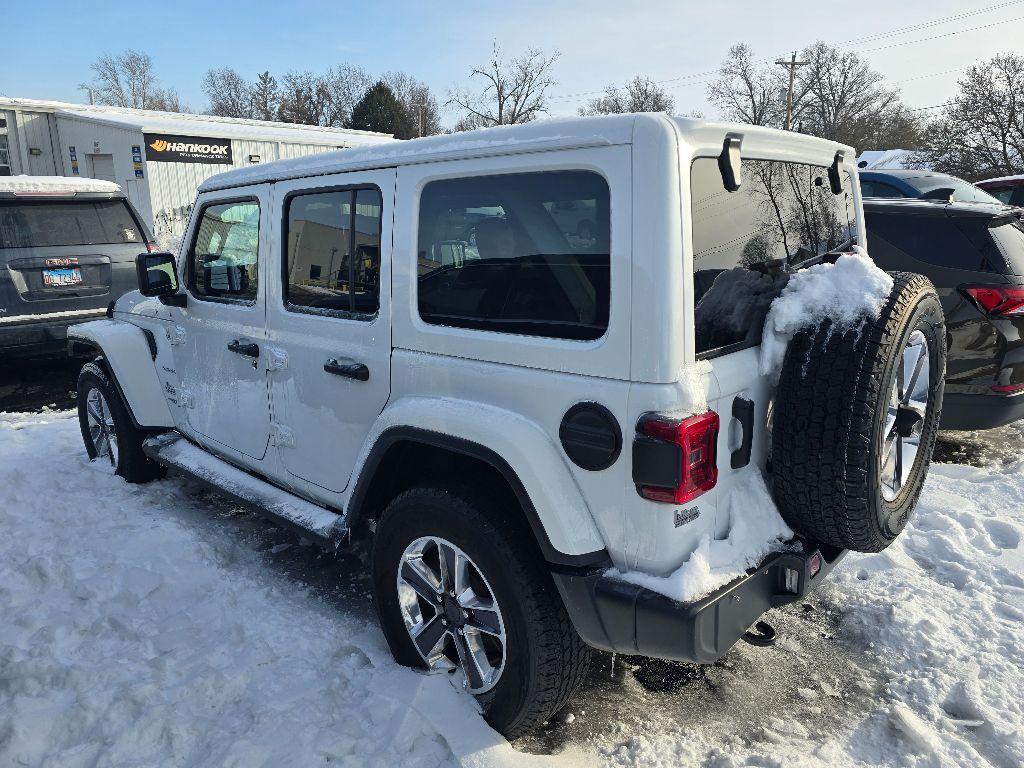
left=144, top=133, right=233, bottom=164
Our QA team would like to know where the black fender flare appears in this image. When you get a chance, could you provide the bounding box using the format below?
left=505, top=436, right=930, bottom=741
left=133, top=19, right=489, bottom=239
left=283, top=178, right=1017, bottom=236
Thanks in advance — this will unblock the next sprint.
left=347, top=426, right=609, bottom=569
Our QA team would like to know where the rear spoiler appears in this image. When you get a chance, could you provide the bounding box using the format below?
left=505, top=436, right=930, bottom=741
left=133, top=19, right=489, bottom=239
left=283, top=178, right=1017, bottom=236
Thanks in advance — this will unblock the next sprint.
left=0, top=191, right=123, bottom=200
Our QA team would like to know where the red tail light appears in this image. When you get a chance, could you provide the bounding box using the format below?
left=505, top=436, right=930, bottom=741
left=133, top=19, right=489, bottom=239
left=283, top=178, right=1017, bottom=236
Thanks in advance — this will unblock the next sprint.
left=963, top=286, right=1024, bottom=316
left=992, top=383, right=1024, bottom=394
left=635, top=411, right=720, bottom=504
left=146, top=242, right=160, bottom=253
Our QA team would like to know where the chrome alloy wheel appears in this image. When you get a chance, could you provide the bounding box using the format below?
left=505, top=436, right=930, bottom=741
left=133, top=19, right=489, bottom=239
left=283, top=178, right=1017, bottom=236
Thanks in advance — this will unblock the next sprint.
left=880, top=330, right=930, bottom=502
left=86, top=388, right=119, bottom=470
left=396, top=536, right=507, bottom=693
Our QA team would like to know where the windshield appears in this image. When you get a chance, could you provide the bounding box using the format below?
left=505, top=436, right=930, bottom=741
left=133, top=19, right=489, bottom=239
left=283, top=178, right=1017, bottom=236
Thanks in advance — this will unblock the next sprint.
left=0, top=199, right=141, bottom=249
left=906, top=174, right=1004, bottom=205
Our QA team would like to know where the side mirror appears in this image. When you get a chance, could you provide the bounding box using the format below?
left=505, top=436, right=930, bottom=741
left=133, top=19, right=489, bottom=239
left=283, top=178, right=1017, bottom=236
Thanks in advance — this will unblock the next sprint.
left=136, top=251, right=179, bottom=297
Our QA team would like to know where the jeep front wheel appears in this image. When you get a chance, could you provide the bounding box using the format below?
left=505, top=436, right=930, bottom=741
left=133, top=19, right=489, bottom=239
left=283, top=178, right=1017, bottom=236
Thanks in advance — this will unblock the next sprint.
left=372, top=486, right=591, bottom=739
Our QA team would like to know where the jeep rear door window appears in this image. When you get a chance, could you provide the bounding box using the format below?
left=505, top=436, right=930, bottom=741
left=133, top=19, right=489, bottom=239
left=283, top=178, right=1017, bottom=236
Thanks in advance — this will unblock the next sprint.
left=188, top=200, right=260, bottom=302
left=417, top=170, right=610, bottom=341
left=284, top=187, right=382, bottom=316
left=691, top=157, right=856, bottom=358
left=0, top=200, right=141, bottom=249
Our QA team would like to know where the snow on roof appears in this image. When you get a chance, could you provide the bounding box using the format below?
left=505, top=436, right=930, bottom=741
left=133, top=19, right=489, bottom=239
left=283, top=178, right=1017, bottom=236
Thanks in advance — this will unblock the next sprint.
left=0, top=96, right=394, bottom=147
left=0, top=175, right=121, bottom=195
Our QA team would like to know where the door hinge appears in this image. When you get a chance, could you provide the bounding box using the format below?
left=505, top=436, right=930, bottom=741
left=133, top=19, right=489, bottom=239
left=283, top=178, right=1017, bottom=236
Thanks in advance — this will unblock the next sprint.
left=270, top=423, right=296, bottom=449
left=166, top=325, right=186, bottom=346
left=266, top=347, right=289, bottom=371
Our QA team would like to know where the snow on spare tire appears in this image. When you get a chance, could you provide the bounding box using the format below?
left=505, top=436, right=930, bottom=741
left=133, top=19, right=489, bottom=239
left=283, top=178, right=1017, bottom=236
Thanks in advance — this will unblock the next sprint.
left=763, top=249, right=946, bottom=553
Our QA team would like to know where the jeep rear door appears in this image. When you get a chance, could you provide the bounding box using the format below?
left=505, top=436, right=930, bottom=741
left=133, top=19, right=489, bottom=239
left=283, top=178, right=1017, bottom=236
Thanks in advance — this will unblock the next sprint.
left=264, top=169, right=395, bottom=493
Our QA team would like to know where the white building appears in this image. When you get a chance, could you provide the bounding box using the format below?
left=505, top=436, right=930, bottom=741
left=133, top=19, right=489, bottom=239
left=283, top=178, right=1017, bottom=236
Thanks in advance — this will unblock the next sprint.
left=0, top=97, right=393, bottom=242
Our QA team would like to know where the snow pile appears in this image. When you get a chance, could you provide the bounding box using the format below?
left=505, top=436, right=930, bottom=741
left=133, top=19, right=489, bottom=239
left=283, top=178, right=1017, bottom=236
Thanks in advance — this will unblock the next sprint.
left=3, top=410, right=1022, bottom=767
left=673, top=359, right=713, bottom=418
left=0, top=413, right=569, bottom=768
left=760, top=248, right=893, bottom=382
left=0, top=175, right=121, bottom=194
left=608, top=471, right=793, bottom=603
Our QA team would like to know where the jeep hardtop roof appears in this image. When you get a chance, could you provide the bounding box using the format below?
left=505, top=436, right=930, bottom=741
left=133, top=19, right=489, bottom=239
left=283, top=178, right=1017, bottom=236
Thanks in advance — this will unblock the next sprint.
left=199, top=113, right=855, bottom=193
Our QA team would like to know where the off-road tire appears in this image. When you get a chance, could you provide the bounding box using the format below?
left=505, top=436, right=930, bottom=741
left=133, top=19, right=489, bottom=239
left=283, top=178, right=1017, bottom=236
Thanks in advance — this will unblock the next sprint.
left=372, top=486, right=591, bottom=739
left=77, top=361, right=165, bottom=483
left=772, top=272, right=945, bottom=552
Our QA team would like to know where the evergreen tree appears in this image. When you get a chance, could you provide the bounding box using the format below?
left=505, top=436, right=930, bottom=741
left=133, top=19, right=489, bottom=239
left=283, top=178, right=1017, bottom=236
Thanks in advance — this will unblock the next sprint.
left=347, top=82, right=415, bottom=138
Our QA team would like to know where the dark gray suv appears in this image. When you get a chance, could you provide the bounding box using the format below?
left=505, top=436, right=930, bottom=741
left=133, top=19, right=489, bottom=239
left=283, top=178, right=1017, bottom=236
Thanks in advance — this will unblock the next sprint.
left=0, top=178, right=154, bottom=358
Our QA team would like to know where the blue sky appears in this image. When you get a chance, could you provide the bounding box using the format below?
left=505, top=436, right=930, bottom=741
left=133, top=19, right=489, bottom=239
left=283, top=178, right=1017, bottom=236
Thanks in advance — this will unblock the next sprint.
left=4, top=0, right=1022, bottom=124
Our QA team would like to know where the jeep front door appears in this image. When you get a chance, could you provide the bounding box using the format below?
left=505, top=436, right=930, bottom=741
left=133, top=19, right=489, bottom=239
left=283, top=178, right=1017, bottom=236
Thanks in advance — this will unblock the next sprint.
left=174, top=188, right=271, bottom=461
left=266, top=170, right=394, bottom=492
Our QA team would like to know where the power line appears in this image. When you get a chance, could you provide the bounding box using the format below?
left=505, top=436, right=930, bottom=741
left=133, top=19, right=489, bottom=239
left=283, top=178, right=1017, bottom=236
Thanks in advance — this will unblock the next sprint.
left=859, top=15, right=1024, bottom=53
left=836, top=0, right=1024, bottom=46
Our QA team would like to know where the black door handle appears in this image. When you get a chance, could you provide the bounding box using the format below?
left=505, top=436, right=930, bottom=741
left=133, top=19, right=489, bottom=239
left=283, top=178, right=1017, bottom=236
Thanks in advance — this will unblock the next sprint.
left=731, top=396, right=754, bottom=469
left=324, top=359, right=369, bottom=381
left=227, top=340, right=260, bottom=358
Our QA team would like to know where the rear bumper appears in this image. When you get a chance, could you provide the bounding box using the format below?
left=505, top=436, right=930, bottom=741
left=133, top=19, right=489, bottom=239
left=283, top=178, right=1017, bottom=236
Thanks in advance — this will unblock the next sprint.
left=940, top=391, right=1024, bottom=431
left=0, top=310, right=107, bottom=357
left=552, top=542, right=846, bottom=663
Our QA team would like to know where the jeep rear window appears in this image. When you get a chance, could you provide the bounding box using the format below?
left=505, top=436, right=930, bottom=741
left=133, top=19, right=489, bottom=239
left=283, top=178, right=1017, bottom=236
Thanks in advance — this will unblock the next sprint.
left=0, top=199, right=142, bottom=249
left=416, top=171, right=610, bottom=341
left=691, top=157, right=857, bottom=358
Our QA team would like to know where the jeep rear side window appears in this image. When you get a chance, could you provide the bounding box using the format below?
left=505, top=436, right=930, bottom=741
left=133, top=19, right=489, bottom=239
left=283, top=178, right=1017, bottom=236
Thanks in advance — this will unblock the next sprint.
left=692, top=157, right=857, bottom=358
left=188, top=200, right=260, bottom=303
left=284, top=187, right=383, bottom=317
left=416, top=170, right=610, bottom=341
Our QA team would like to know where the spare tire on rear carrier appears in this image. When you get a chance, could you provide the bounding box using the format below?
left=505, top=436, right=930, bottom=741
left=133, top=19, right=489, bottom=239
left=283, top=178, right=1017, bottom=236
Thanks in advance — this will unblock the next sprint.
left=772, top=272, right=946, bottom=553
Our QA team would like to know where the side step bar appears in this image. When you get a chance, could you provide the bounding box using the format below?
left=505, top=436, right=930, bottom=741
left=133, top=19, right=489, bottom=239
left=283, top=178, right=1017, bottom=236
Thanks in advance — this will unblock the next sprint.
left=143, top=432, right=348, bottom=549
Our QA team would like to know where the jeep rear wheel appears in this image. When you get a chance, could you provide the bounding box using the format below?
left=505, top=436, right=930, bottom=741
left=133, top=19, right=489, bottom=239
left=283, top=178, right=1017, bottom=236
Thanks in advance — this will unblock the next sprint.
left=771, top=272, right=946, bottom=553
left=372, top=486, right=591, bottom=739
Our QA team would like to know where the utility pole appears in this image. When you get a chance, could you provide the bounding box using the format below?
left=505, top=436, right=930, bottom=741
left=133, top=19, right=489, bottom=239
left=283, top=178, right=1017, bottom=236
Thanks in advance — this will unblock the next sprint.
left=78, top=85, right=95, bottom=105
left=775, top=52, right=809, bottom=131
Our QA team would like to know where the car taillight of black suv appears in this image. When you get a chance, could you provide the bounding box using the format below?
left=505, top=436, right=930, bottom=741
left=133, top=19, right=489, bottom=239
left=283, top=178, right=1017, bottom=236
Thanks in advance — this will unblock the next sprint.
left=865, top=198, right=1024, bottom=429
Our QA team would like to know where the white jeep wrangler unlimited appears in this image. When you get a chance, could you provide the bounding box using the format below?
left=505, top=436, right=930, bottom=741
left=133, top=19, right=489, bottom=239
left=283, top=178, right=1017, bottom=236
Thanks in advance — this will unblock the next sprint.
left=68, top=114, right=945, bottom=738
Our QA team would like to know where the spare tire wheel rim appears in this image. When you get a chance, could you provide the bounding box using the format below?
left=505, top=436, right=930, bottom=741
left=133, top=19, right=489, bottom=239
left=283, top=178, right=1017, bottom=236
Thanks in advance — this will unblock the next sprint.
left=880, top=329, right=930, bottom=502
left=86, top=388, right=119, bottom=470
left=396, top=536, right=507, bottom=693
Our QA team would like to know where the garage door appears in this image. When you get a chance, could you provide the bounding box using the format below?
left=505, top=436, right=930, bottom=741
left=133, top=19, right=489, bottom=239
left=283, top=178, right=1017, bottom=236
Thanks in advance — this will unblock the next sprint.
left=87, top=154, right=116, bottom=183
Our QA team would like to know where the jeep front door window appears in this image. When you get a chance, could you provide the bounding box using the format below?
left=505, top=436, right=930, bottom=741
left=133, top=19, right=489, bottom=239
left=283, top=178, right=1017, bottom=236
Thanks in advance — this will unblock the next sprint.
left=189, top=200, right=260, bottom=303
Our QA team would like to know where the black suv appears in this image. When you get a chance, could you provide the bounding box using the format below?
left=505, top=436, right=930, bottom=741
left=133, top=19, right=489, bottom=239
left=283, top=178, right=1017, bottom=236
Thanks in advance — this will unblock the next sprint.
left=864, top=199, right=1024, bottom=430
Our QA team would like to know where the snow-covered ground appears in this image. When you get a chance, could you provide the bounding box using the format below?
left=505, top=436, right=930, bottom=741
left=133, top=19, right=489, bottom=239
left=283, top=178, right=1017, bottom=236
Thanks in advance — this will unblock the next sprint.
left=2, top=411, right=1022, bottom=767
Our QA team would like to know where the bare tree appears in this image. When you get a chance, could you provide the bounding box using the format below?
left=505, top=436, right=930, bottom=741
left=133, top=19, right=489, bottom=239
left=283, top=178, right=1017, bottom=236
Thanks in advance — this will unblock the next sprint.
left=448, top=45, right=559, bottom=128
left=320, top=63, right=374, bottom=127
left=917, top=53, right=1024, bottom=180
left=251, top=72, right=279, bottom=121
left=277, top=71, right=334, bottom=126
left=385, top=71, right=443, bottom=136
left=707, top=42, right=922, bottom=150
left=579, top=76, right=674, bottom=115
left=793, top=42, right=920, bottom=150
left=203, top=67, right=253, bottom=118
left=707, top=43, right=784, bottom=126
left=84, top=50, right=185, bottom=112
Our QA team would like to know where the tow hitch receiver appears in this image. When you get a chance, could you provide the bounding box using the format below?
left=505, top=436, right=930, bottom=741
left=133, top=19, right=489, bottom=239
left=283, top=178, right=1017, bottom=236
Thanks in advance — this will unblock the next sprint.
left=741, top=620, right=777, bottom=647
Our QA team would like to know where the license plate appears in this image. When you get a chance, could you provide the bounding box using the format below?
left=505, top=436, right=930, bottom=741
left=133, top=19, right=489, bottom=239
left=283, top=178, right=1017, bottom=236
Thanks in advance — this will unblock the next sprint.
left=42, top=267, right=83, bottom=287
